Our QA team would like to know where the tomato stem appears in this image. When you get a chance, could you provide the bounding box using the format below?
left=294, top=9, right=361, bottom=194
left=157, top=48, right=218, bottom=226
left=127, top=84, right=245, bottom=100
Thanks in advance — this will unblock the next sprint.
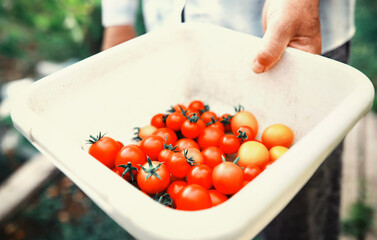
left=237, top=130, right=248, bottom=141
left=139, top=157, right=163, bottom=180
left=153, top=193, right=173, bottom=208
left=234, top=104, right=244, bottom=113
left=132, top=127, right=142, bottom=141
left=183, top=149, right=197, bottom=166
left=206, top=116, right=218, bottom=127
left=117, top=162, right=138, bottom=182
left=188, top=113, right=199, bottom=123
left=86, top=132, right=106, bottom=144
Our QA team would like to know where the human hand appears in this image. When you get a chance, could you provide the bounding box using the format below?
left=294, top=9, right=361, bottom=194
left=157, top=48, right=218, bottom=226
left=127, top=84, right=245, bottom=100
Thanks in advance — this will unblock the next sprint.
left=252, top=0, right=322, bottom=73
left=102, top=25, right=137, bottom=50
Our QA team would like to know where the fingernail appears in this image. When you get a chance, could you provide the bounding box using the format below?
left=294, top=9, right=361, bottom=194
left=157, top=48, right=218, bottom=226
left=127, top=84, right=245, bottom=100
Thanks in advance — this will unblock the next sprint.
left=252, top=60, right=265, bottom=74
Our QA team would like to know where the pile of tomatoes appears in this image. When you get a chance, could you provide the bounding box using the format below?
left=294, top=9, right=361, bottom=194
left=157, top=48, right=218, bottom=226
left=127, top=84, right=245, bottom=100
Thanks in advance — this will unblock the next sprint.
left=86, top=100, right=294, bottom=211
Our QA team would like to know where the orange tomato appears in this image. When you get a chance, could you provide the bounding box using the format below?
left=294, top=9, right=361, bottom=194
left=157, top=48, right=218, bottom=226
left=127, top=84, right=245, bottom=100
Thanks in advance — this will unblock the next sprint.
left=231, top=111, right=258, bottom=136
left=269, top=146, right=288, bottom=162
left=237, top=141, right=269, bottom=168
left=261, top=123, right=294, bottom=149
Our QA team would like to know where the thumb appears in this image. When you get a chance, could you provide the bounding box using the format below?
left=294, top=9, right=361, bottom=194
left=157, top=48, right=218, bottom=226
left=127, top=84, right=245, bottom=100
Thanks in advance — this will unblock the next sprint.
left=252, top=28, right=290, bottom=74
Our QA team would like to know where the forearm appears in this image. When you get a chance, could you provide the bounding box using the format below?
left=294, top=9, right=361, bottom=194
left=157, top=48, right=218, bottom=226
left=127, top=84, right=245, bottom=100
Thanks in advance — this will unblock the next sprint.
left=102, top=25, right=137, bottom=50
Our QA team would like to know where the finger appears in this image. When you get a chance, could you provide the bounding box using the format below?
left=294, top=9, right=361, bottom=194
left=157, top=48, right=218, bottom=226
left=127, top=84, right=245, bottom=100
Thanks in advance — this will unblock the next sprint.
left=252, top=26, right=290, bottom=74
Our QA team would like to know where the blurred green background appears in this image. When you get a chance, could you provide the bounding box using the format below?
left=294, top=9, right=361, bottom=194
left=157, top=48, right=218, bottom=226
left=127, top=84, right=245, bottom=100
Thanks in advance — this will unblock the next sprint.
left=0, top=0, right=376, bottom=239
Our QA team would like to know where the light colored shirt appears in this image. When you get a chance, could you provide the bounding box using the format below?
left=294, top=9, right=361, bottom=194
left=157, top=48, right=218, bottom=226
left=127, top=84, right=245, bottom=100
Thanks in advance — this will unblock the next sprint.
left=102, top=0, right=355, bottom=53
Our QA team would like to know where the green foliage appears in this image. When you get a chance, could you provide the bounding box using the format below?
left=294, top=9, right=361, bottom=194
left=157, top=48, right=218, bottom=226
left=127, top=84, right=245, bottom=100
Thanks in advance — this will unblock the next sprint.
left=342, top=200, right=374, bottom=239
left=0, top=0, right=103, bottom=77
left=350, top=0, right=377, bottom=112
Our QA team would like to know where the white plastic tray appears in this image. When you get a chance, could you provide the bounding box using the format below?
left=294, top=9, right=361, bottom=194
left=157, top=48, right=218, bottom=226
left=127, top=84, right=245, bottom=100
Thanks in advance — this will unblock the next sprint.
left=11, top=23, right=374, bottom=240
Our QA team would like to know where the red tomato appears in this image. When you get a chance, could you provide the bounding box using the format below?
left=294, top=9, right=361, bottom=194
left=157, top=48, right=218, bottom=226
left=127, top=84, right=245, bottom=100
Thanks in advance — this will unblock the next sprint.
left=140, top=135, right=164, bottom=161
left=212, top=159, right=244, bottom=195
left=200, top=111, right=217, bottom=125
left=151, top=113, right=167, bottom=128
left=175, top=138, right=200, bottom=151
left=261, top=124, right=294, bottom=149
left=166, top=181, right=187, bottom=206
left=206, top=118, right=225, bottom=132
left=167, top=150, right=196, bottom=178
left=231, top=109, right=258, bottom=136
left=185, top=147, right=205, bottom=165
left=166, top=112, right=186, bottom=132
left=201, top=146, right=225, bottom=168
left=137, top=158, right=170, bottom=195
left=219, top=134, right=241, bottom=155
left=209, top=189, right=228, bottom=207
left=176, top=184, right=212, bottom=211
left=186, top=164, right=213, bottom=189
left=168, top=104, right=187, bottom=113
left=116, top=141, right=124, bottom=149
left=188, top=100, right=207, bottom=112
left=197, top=127, right=224, bottom=149
left=185, top=107, right=201, bottom=118
left=243, top=165, right=262, bottom=181
left=236, top=126, right=256, bottom=143
left=219, top=114, right=233, bottom=132
left=181, top=113, right=205, bottom=139
left=158, top=147, right=175, bottom=163
left=153, top=128, right=178, bottom=146
left=87, top=133, right=121, bottom=169
left=115, top=144, right=146, bottom=181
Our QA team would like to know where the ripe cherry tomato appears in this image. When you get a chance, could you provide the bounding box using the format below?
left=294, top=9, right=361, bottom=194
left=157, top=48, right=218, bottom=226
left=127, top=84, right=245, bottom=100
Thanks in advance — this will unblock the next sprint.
left=186, top=164, right=213, bottom=189
left=200, top=111, right=217, bottom=125
left=140, top=135, right=164, bottom=161
left=166, top=112, right=186, bottom=132
left=137, top=158, right=171, bottom=195
left=185, top=147, right=204, bottom=165
left=166, top=180, right=187, bottom=206
left=237, top=141, right=269, bottom=168
left=219, top=114, right=233, bottom=132
left=269, top=146, right=289, bottom=162
left=185, top=107, right=201, bottom=119
left=212, top=158, right=244, bottom=195
left=87, top=133, right=121, bottom=169
left=188, top=100, right=207, bottom=112
left=167, top=150, right=196, bottom=178
left=169, top=104, right=187, bottom=113
left=219, top=134, right=241, bottom=155
left=158, top=141, right=177, bottom=163
left=236, top=125, right=256, bottom=143
left=243, top=165, right=262, bottom=181
left=197, top=127, right=224, bottom=149
left=231, top=109, right=258, bottom=136
left=175, top=138, right=200, bottom=151
left=206, top=118, right=225, bottom=132
left=202, top=146, right=225, bottom=168
left=153, top=128, right=178, bottom=146
left=261, top=123, right=294, bottom=149
left=181, top=113, right=205, bottom=139
left=176, top=184, right=212, bottom=211
left=151, top=113, right=167, bottom=128
left=115, top=144, right=146, bottom=181
left=209, top=189, right=228, bottom=207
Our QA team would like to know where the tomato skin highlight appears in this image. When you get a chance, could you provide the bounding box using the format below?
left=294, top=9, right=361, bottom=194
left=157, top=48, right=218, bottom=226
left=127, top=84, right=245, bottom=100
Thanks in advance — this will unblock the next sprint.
left=115, top=144, right=146, bottom=178
left=140, top=135, right=165, bottom=161
left=237, top=141, right=269, bottom=168
left=153, top=128, right=178, bottom=146
left=166, top=112, right=186, bottom=132
left=262, top=124, right=294, bottom=149
left=197, top=127, right=224, bottom=149
left=231, top=111, right=259, bottom=136
left=137, top=160, right=170, bottom=195
left=186, top=164, right=213, bottom=189
left=212, top=161, right=244, bottom=195
left=219, top=134, right=241, bottom=155
left=201, top=146, right=225, bottom=169
left=88, top=136, right=121, bottom=169
left=176, top=184, right=212, bottom=211
left=209, top=189, right=228, bottom=207
left=175, top=138, right=200, bottom=151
